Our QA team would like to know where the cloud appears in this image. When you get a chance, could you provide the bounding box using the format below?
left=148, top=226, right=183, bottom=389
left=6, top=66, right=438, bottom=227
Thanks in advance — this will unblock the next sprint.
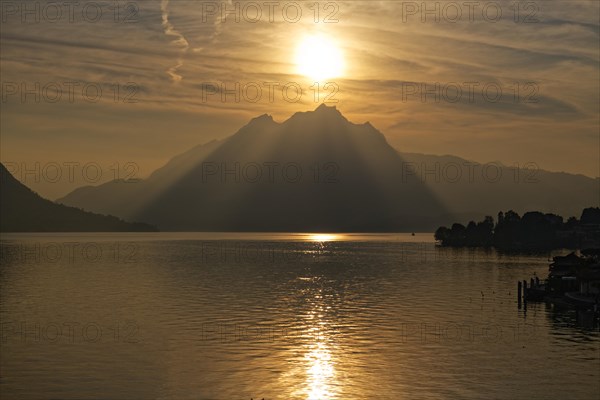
left=160, top=0, right=190, bottom=82
left=0, top=0, right=598, bottom=180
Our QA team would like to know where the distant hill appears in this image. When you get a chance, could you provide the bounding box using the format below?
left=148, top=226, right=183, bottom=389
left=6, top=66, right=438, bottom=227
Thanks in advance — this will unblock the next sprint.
left=58, top=105, right=599, bottom=232
left=0, top=163, right=157, bottom=232
left=398, top=152, right=599, bottom=222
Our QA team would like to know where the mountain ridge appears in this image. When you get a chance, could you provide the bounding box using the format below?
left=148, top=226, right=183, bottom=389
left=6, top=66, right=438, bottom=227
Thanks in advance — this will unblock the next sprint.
left=56, top=105, right=599, bottom=231
left=0, top=163, right=157, bottom=232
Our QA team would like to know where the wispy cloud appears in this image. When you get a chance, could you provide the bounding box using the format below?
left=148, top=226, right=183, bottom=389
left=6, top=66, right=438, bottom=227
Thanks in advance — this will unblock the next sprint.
left=0, top=0, right=598, bottom=181
left=160, top=0, right=190, bottom=82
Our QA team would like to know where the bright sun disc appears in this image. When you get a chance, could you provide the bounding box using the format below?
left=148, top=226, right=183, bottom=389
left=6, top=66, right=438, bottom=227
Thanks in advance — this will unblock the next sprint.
left=295, top=35, right=344, bottom=81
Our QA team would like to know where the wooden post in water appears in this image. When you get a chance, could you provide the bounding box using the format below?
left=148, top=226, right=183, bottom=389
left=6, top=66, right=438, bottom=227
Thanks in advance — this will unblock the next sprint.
left=523, top=280, right=528, bottom=302
left=517, top=281, right=522, bottom=306
left=530, top=278, right=535, bottom=288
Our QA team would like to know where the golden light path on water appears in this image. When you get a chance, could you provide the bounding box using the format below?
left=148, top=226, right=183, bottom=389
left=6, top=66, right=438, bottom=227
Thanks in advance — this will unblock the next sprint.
left=304, top=233, right=338, bottom=400
left=308, top=234, right=340, bottom=242
left=278, top=284, right=340, bottom=400
left=306, top=340, right=335, bottom=399
left=304, top=299, right=337, bottom=400
left=278, top=233, right=341, bottom=399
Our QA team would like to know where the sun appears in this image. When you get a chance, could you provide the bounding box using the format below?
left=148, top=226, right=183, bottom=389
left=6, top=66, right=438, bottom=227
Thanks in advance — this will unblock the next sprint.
left=295, top=35, right=345, bottom=82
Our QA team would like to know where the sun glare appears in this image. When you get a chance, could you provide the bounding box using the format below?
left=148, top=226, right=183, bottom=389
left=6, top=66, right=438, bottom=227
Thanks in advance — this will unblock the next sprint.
left=309, top=234, right=338, bottom=242
left=295, top=35, right=345, bottom=82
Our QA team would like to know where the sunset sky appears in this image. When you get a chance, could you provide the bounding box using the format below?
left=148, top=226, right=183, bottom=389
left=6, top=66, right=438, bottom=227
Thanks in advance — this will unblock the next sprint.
left=1, top=0, right=599, bottom=199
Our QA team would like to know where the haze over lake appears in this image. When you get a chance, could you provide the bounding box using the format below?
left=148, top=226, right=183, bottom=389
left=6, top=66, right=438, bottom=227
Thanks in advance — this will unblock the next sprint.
left=1, top=233, right=598, bottom=399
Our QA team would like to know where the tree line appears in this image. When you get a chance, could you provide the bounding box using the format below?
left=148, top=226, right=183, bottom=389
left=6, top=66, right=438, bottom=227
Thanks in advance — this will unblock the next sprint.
left=434, top=207, right=600, bottom=249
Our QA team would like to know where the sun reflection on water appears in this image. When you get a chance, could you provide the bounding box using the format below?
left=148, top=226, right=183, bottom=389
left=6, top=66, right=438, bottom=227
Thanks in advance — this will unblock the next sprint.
left=306, top=341, right=335, bottom=399
left=307, top=234, right=339, bottom=242
left=301, top=297, right=339, bottom=400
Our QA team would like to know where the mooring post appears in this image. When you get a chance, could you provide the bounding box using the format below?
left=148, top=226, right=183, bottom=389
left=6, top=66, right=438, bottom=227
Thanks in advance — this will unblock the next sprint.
left=523, top=280, right=528, bottom=301
left=518, top=281, right=522, bottom=306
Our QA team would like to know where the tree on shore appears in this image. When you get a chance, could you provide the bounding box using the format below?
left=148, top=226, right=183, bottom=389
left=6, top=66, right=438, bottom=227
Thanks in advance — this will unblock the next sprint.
left=435, top=207, right=600, bottom=250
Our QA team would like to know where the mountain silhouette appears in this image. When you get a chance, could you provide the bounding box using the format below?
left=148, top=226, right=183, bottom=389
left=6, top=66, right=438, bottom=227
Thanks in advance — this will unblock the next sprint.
left=58, top=105, right=447, bottom=231
left=0, top=163, right=157, bottom=232
left=58, top=105, right=599, bottom=231
left=398, top=152, right=599, bottom=222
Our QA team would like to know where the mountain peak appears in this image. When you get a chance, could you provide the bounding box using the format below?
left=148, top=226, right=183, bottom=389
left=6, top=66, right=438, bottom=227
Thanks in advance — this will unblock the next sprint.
left=286, top=104, right=347, bottom=126
left=250, top=113, right=274, bottom=123
left=316, top=103, right=336, bottom=111
left=314, top=103, right=342, bottom=116
left=256, top=113, right=273, bottom=120
left=242, top=113, right=277, bottom=131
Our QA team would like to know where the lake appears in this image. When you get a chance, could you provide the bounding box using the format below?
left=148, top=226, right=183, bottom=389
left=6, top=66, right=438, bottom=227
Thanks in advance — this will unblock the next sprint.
left=1, top=233, right=598, bottom=399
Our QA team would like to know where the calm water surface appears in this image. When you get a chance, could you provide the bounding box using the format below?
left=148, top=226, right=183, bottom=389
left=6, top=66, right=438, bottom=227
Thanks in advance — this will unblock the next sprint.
left=1, top=233, right=599, bottom=400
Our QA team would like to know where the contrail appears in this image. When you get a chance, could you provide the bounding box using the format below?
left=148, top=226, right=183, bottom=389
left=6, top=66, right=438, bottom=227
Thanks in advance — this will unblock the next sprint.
left=161, top=0, right=189, bottom=83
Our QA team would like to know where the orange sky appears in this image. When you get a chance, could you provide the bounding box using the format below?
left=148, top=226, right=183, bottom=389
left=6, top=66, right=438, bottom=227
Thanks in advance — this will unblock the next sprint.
left=1, top=0, right=599, bottom=199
